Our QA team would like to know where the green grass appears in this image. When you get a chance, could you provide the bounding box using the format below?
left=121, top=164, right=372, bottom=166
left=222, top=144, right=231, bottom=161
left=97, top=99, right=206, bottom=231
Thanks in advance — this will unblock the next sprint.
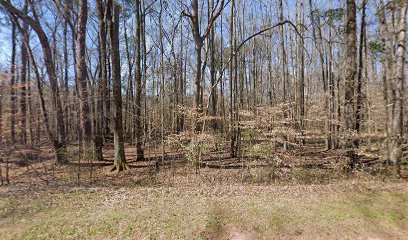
left=1, top=183, right=407, bottom=239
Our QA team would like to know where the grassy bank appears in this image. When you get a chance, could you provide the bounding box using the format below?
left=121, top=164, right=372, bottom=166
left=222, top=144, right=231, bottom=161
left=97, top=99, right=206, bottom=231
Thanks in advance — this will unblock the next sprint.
left=1, top=182, right=407, bottom=239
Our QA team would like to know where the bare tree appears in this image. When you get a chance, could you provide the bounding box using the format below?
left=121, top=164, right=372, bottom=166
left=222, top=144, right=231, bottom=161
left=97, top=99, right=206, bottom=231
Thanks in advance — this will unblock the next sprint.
left=183, top=0, right=225, bottom=132
left=0, top=0, right=67, bottom=163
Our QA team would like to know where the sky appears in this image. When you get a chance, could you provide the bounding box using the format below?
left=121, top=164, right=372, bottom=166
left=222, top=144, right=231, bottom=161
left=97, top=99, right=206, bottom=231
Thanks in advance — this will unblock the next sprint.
left=0, top=0, right=391, bottom=74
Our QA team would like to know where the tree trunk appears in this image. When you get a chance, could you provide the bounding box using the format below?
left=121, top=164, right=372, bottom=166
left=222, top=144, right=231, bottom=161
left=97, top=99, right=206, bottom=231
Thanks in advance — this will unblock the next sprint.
left=95, top=0, right=107, bottom=161
left=19, top=3, right=28, bottom=145
left=390, top=4, right=407, bottom=165
left=355, top=0, right=367, bottom=148
left=191, top=0, right=203, bottom=132
left=10, top=17, right=17, bottom=143
left=229, top=0, right=239, bottom=158
left=279, top=0, right=287, bottom=103
left=107, top=0, right=128, bottom=171
left=76, top=0, right=92, bottom=146
left=209, top=0, right=217, bottom=130
left=298, top=0, right=305, bottom=144
left=345, top=0, right=357, bottom=169
left=135, top=0, right=144, bottom=161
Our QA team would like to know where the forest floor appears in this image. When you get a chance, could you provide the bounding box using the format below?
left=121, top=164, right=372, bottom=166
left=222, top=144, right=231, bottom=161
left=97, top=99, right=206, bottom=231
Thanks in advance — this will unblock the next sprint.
left=0, top=143, right=407, bottom=239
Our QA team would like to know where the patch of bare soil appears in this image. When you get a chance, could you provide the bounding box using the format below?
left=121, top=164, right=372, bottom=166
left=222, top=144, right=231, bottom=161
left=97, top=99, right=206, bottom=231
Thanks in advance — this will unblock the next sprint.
left=202, top=224, right=258, bottom=240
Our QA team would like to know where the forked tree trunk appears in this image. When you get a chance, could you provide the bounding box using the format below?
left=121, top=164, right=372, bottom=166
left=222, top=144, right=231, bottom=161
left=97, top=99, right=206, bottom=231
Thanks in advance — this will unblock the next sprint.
left=184, top=0, right=225, bottom=133
left=191, top=0, right=203, bottom=132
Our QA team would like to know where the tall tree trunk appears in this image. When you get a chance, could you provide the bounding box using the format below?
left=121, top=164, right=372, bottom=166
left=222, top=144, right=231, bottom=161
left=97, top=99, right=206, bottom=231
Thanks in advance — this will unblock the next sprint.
left=142, top=0, right=149, bottom=137
left=9, top=16, right=17, bottom=143
left=355, top=0, right=367, bottom=148
left=298, top=0, right=305, bottom=144
left=390, top=4, right=407, bottom=165
left=76, top=0, right=92, bottom=145
left=95, top=0, right=107, bottom=161
left=279, top=0, right=287, bottom=103
left=345, top=0, right=357, bottom=168
left=159, top=0, right=165, bottom=166
left=378, top=1, right=391, bottom=162
left=178, top=1, right=184, bottom=133
left=191, top=0, right=203, bottom=132
left=123, top=9, right=133, bottom=140
left=229, top=0, right=239, bottom=158
left=19, top=3, right=28, bottom=145
left=63, top=6, right=69, bottom=141
left=106, top=0, right=128, bottom=171
left=135, top=0, right=144, bottom=161
left=209, top=0, right=217, bottom=130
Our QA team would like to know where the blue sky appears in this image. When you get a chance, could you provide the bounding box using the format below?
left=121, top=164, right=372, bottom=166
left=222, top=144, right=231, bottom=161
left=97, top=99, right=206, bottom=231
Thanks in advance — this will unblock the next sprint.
left=0, top=0, right=386, bottom=73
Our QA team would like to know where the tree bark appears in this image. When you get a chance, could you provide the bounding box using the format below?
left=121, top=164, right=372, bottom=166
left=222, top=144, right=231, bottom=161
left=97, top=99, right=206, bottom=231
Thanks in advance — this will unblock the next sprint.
left=209, top=0, right=217, bottom=130
left=9, top=16, right=17, bottom=143
left=135, top=0, right=144, bottom=161
left=345, top=0, right=357, bottom=168
left=106, top=0, right=128, bottom=171
left=76, top=0, right=92, bottom=145
left=378, top=1, right=391, bottom=161
left=345, top=0, right=357, bottom=146
left=390, top=4, right=407, bottom=165
left=95, top=0, right=107, bottom=161
left=19, top=3, right=28, bottom=145
left=280, top=0, right=287, bottom=103
left=355, top=0, right=367, bottom=148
